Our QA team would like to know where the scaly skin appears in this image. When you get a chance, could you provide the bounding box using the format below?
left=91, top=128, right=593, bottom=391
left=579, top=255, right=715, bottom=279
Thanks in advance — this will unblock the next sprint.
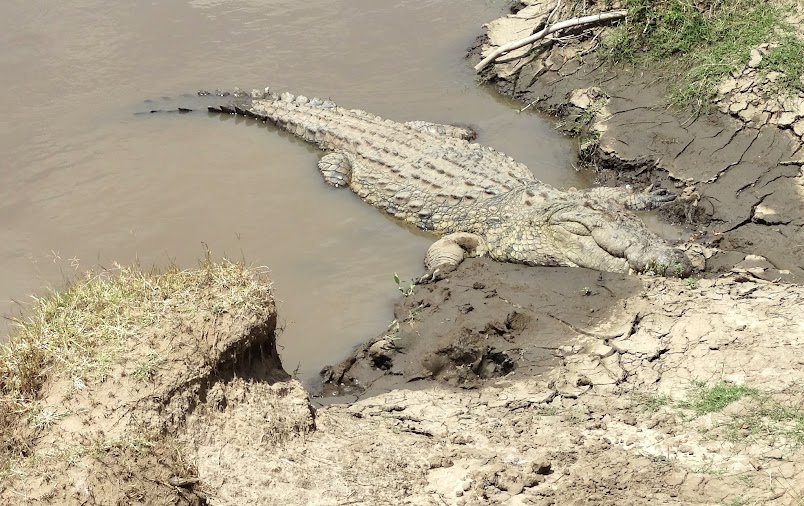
left=199, top=87, right=692, bottom=279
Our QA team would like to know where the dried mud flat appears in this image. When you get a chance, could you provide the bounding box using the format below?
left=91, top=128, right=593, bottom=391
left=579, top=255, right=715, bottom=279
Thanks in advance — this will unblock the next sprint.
left=4, top=2, right=804, bottom=506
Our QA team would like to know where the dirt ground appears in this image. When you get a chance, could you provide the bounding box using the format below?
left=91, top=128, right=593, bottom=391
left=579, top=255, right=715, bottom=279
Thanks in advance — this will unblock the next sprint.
left=3, top=1, right=804, bottom=505
left=5, top=259, right=802, bottom=505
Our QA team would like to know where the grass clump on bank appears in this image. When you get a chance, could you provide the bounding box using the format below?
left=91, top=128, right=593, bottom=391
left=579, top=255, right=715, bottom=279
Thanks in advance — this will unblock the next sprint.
left=679, top=381, right=804, bottom=447
left=0, top=258, right=272, bottom=421
left=681, top=380, right=757, bottom=415
left=603, top=0, right=804, bottom=111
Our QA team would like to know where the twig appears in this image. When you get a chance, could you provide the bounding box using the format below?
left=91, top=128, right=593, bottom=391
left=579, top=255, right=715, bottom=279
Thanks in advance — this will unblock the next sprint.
left=475, top=8, right=627, bottom=72
left=517, top=96, right=544, bottom=113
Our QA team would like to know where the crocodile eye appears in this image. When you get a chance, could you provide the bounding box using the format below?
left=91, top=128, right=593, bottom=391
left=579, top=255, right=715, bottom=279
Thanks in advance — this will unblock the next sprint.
left=560, top=221, right=591, bottom=236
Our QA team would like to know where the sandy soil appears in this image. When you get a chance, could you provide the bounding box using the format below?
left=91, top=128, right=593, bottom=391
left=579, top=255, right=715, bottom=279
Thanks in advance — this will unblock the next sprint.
left=3, top=1, right=804, bottom=505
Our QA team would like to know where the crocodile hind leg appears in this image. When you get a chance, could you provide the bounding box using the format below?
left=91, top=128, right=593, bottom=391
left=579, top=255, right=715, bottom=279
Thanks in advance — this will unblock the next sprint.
left=418, top=232, right=488, bottom=283
left=318, top=151, right=353, bottom=188
left=404, top=121, right=477, bottom=141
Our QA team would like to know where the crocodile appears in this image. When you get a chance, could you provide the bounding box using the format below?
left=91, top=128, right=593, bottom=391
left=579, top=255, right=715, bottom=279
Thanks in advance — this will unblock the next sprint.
left=156, top=87, right=692, bottom=280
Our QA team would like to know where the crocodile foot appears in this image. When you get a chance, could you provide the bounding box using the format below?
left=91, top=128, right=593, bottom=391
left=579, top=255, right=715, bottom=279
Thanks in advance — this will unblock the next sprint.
left=418, top=232, right=489, bottom=284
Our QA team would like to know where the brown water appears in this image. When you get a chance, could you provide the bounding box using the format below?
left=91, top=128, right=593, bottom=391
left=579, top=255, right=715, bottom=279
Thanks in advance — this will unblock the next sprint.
left=0, top=0, right=580, bottom=382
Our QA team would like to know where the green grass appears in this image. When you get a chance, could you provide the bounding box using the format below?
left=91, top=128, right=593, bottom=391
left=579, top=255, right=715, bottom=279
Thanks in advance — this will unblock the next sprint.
left=602, top=0, right=804, bottom=111
left=726, top=395, right=804, bottom=445
left=679, top=381, right=804, bottom=447
left=682, top=380, right=757, bottom=415
left=632, top=392, right=673, bottom=412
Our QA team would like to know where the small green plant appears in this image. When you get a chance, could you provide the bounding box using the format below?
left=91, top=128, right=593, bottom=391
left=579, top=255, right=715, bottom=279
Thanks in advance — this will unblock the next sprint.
left=393, top=273, right=415, bottom=297
left=100, top=434, right=155, bottom=454
left=580, top=287, right=592, bottom=296
left=685, top=277, right=700, bottom=289
left=632, top=392, right=672, bottom=412
left=725, top=395, right=804, bottom=446
left=386, top=319, right=401, bottom=339
left=29, top=406, right=67, bottom=431
left=682, top=381, right=757, bottom=415
left=533, top=405, right=560, bottom=416
left=692, top=462, right=725, bottom=476
left=758, top=36, right=804, bottom=92
left=131, top=352, right=165, bottom=381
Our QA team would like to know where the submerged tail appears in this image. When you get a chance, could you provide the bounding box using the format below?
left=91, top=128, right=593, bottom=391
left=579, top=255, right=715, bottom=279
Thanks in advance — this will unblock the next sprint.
left=136, top=87, right=336, bottom=117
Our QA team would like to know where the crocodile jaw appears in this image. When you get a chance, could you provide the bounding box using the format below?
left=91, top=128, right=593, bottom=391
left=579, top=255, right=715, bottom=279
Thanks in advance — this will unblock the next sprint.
left=489, top=205, right=694, bottom=277
left=547, top=207, right=693, bottom=277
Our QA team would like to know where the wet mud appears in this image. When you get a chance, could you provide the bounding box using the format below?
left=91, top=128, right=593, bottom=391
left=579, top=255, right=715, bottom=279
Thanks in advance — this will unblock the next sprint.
left=318, top=258, right=642, bottom=401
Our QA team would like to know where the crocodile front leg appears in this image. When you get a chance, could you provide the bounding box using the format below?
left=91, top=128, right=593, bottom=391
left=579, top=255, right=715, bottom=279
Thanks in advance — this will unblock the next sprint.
left=580, top=186, right=676, bottom=211
left=418, top=232, right=488, bottom=283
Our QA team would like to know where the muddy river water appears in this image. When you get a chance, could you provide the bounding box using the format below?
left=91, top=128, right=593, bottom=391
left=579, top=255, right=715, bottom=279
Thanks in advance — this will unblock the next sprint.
left=1, top=0, right=584, bottom=382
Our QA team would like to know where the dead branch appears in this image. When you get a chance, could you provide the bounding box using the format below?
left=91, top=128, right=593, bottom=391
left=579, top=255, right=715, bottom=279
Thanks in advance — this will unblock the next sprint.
left=474, top=8, right=627, bottom=72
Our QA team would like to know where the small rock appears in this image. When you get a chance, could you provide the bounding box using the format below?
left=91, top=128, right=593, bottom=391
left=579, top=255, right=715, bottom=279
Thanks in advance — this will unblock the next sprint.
left=665, top=470, right=687, bottom=486
left=777, top=111, right=797, bottom=127
left=717, top=79, right=737, bottom=96
left=729, top=100, right=748, bottom=114
left=793, top=120, right=804, bottom=137
left=766, top=71, right=783, bottom=83
left=748, top=48, right=763, bottom=67
left=368, top=339, right=394, bottom=368
left=568, top=88, right=592, bottom=109
left=590, top=343, right=615, bottom=358
left=764, top=98, right=781, bottom=113
left=750, top=111, right=770, bottom=126
left=753, top=204, right=788, bottom=224
left=531, top=461, right=552, bottom=475
left=738, top=104, right=759, bottom=122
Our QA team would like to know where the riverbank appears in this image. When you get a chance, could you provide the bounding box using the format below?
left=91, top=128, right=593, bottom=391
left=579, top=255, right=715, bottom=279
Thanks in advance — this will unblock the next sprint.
left=2, top=259, right=803, bottom=505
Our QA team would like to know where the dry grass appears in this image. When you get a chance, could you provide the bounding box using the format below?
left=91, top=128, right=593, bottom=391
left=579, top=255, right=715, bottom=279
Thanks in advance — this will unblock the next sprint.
left=0, top=257, right=273, bottom=428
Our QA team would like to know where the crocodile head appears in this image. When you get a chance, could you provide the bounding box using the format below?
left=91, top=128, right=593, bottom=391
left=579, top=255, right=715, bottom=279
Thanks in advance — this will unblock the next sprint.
left=538, top=203, right=693, bottom=277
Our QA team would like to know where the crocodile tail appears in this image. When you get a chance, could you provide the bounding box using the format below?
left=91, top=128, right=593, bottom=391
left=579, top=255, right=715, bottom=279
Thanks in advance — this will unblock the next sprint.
left=209, top=89, right=341, bottom=146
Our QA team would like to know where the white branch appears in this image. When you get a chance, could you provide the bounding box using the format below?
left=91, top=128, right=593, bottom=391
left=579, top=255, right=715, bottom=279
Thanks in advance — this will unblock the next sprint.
left=474, top=9, right=627, bottom=72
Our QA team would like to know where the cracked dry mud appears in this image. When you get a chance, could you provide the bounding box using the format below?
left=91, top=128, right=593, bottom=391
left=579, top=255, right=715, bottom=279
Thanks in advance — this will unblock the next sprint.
left=477, top=0, right=804, bottom=282
left=314, top=258, right=804, bottom=505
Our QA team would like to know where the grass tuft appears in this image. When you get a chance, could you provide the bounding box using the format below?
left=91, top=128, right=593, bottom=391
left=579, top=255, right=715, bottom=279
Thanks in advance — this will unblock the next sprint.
left=602, top=0, right=804, bottom=111
left=682, top=380, right=757, bottom=415
left=0, top=258, right=272, bottom=422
